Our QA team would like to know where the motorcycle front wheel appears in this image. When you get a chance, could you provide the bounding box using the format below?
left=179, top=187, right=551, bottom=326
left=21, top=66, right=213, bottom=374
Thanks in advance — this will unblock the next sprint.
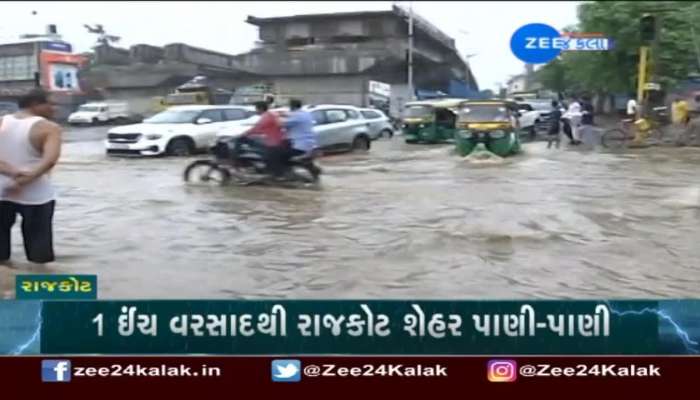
left=183, top=160, right=231, bottom=186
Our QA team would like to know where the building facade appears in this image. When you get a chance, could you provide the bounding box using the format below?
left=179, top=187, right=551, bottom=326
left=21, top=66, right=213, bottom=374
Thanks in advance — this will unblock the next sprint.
left=0, top=26, right=88, bottom=119
left=507, top=74, right=527, bottom=95
left=77, top=8, right=479, bottom=118
left=237, top=6, right=478, bottom=116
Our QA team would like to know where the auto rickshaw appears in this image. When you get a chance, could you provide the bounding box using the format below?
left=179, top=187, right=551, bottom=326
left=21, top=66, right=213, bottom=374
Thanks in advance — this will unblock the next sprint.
left=402, top=98, right=464, bottom=144
left=454, top=99, right=522, bottom=157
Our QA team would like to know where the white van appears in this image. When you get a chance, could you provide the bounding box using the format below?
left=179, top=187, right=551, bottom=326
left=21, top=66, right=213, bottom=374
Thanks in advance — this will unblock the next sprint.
left=68, top=102, right=130, bottom=125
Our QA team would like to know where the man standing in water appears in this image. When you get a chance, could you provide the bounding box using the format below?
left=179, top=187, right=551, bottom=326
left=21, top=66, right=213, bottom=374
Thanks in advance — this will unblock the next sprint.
left=0, top=89, right=61, bottom=264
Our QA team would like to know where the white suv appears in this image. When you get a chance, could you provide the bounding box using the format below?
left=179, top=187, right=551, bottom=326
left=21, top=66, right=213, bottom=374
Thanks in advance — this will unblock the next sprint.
left=105, top=105, right=256, bottom=156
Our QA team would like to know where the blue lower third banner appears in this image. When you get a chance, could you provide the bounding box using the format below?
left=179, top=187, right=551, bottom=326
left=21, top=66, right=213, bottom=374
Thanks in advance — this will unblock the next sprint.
left=1, top=300, right=699, bottom=355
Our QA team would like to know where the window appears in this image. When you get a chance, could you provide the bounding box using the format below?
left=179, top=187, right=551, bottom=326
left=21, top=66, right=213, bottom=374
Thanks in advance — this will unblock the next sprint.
left=144, top=110, right=201, bottom=124
left=517, top=104, right=533, bottom=112
left=199, top=110, right=225, bottom=122
left=311, top=110, right=328, bottom=125
left=223, top=108, right=248, bottom=121
left=345, top=110, right=360, bottom=120
left=458, top=104, right=509, bottom=122
left=361, top=110, right=382, bottom=120
left=325, top=110, right=348, bottom=123
left=404, top=106, right=432, bottom=118
left=0, top=55, right=36, bottom=82
left=529, top=102, right=551, bottom=111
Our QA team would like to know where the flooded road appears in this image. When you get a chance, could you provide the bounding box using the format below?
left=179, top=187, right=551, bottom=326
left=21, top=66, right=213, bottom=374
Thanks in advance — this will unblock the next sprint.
left=2, top=126, right=699, bottom=299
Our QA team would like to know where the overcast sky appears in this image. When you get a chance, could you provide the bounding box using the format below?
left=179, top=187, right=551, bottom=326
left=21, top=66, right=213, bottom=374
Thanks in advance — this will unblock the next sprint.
left=0, top=1, right=580, bottom=91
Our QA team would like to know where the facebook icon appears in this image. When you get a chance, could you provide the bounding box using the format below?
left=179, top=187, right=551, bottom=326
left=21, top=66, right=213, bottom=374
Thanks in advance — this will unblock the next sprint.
left=42, top=360, right=72, bottom=382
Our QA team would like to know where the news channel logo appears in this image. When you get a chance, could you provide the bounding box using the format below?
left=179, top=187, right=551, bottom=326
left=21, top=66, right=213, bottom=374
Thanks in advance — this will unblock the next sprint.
left=510, top=22, right=613, bottom=64
left=487, top=359, right=517, bottom=383
left=41, top=360, right=72, bottom=383
left=271, top=359, right=301, bottom=382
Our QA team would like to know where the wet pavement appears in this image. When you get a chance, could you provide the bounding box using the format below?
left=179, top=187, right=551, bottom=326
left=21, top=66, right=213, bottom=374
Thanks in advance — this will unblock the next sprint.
left=1, top=125, right=699, bottom=299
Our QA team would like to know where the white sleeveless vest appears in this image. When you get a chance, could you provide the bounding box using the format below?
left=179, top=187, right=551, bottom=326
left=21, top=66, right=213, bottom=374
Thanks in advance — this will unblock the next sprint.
left=0, top=115, right=56, bottom=205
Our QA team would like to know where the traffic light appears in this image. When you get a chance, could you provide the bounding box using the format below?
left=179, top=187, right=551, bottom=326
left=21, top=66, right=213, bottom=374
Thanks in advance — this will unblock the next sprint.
left=640, top=14, right=656, bottom=43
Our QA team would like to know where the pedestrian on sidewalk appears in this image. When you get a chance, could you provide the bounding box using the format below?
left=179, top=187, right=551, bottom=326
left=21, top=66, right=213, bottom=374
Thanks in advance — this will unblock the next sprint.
left=0, top=89, right=62, bottom=264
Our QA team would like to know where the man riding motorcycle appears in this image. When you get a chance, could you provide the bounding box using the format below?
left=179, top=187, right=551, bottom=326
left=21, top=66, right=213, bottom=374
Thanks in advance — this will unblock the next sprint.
left=237, top=101, right=286, bottom=177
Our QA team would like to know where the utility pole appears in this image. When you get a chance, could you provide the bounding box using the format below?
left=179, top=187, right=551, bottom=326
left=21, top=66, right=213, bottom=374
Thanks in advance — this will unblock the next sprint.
left=635, top=46, right=649, bottom=116
left=632, top=13, right=656, bottom=146
left=407, top=2, right=414, bottom=102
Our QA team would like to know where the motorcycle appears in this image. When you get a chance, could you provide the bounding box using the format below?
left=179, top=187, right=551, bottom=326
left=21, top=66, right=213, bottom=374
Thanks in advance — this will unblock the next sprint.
left=183, top=137, right=322, bottom=188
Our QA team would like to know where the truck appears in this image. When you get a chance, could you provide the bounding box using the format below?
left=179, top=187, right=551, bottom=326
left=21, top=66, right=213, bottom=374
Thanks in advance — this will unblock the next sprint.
left=367, top=80, right=391, bottom=116
left=228, top=83, right=275, bottom=106
left=153, top=76, right=234, bottom=113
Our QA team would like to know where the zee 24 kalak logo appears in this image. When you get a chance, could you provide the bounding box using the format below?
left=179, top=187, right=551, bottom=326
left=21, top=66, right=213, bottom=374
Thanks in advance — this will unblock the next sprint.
left=510, top=22, right=613, bottom=64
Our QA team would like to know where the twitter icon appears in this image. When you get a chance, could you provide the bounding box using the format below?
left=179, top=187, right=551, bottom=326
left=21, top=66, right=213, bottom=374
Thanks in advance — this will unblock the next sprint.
left=271, top=359, right=301, bottom=382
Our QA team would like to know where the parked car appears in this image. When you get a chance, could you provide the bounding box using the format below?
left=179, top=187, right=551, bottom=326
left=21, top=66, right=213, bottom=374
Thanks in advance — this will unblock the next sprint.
left=0, top=101, right=18, bottom=117
left=105, top=105, right=255, bottom=156
left=68, top=102, right=131, bottom=125
left=216, top=104, right=373, bottom=154
left=359, top=108, right=394, bottom=139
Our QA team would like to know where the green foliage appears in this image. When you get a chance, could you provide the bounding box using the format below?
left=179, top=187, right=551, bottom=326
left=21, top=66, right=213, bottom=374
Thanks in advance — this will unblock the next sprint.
left=535, top=1, right=700, bottom=94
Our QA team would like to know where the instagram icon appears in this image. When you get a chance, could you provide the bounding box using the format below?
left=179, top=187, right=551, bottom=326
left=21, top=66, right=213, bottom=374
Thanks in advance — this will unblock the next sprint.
left=487, top=359, right=517, bottom=382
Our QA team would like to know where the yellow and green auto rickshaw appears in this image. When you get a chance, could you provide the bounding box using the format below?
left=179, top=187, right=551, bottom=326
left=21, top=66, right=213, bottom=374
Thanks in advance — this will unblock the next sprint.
left=402, top=98, right=464, bottom=144
left=454, top=99, right=522, bottom=157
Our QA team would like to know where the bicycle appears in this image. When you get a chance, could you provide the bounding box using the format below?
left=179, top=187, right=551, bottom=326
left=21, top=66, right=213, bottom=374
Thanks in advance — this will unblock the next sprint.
left=601, top=116, right=669, bottom=149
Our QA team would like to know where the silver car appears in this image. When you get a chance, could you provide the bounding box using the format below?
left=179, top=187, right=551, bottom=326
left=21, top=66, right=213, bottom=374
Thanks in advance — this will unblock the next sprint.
left=359, top=108, right=395, bottom=139
left=305, top=104, right=374, bottom=153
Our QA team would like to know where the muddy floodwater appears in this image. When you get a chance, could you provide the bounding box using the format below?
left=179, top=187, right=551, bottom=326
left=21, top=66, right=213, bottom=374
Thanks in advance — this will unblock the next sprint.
left=2, top=126, right=699, bottom=299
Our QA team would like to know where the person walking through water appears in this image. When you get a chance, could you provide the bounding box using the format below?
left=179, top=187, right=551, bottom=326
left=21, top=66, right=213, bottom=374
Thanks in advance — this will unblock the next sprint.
left=563, top=96, right=583, bottom=145
left=0, top=89, right=62, bottom=264
left=546, top=100, right=562, bottom=149
left=673, top=96, right=694, bottom=145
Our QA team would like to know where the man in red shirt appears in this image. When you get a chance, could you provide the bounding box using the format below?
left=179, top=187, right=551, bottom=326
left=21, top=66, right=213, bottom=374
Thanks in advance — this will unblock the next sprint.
left=239, top=101, right=287, bottom=177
